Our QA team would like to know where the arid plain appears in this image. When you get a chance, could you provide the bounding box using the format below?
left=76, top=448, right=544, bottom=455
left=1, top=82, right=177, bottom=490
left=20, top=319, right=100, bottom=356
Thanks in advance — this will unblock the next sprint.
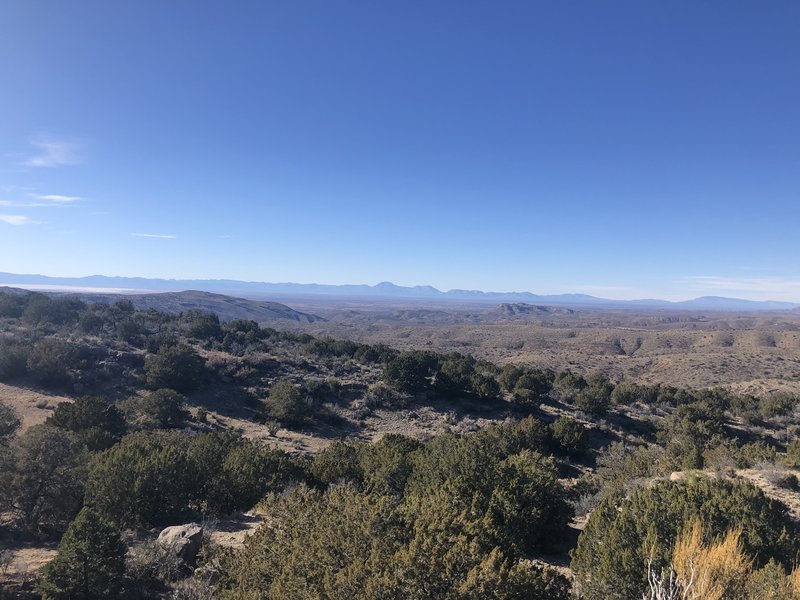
left=287, top=299, right=800, bottom=395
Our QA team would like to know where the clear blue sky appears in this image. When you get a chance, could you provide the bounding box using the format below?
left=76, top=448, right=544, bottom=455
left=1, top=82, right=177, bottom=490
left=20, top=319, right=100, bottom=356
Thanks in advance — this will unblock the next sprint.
left=1, top=1, right=799, bottom=301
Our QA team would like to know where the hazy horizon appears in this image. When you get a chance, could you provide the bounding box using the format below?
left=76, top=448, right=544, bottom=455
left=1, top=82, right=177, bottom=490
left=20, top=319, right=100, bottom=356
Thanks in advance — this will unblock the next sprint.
left=2, top=270, right=800, bottom=305
left=2, top=2, right=799, bottom=302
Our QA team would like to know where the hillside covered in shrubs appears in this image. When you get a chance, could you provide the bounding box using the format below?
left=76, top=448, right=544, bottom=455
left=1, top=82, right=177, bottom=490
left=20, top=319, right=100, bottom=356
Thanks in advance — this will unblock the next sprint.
left=2, top=289, right=800, bottom=598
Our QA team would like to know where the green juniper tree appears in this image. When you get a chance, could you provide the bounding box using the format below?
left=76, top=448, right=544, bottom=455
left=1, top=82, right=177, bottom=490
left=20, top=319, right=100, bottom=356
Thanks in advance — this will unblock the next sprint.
left=39, top=508, right=127, bottom=599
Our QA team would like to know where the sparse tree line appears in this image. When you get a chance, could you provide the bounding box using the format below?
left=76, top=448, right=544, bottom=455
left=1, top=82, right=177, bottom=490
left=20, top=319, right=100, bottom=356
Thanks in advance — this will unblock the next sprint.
left=1, top=401, right=578, bottom=597
left=2, top=290, right=797, bottom=434
left=4, top=395, right=800, bottom=598
left=2, top=289, right=800, bottom=598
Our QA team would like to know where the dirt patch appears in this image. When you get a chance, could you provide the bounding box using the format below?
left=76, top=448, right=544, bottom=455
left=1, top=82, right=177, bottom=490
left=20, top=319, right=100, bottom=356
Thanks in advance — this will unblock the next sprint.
left=205, top=393, right=516, bottom=456
left=208, top=512, right=263, bottom=550
left=0, top=383, right=72, bottom=433
left=0, top=542, right=58, bottom=590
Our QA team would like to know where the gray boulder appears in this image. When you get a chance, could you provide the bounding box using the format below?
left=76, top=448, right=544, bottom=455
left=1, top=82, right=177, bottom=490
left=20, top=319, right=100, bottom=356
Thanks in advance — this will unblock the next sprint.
left=157, top=523, right=203, bottom=566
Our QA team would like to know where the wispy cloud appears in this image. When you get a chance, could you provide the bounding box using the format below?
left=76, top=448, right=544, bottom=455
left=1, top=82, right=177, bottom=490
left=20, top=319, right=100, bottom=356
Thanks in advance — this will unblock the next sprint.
left=31, top=194, right=82, bottom=203
left=23, top=137, right=82, bottom=168
left=685, top=275, right=800, bottom=301
left=131, top=233, right=177, bottom=239
left=0, top=185, right=35, bottom=194
left=0, top=195, right=80, bottom=208
left=0, top=214, right=38, bottom=225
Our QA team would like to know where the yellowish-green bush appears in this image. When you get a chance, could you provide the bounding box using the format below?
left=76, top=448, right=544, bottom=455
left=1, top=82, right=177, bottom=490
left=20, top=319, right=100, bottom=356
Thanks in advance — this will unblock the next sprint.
left=571, top=477, right=800, bottom=600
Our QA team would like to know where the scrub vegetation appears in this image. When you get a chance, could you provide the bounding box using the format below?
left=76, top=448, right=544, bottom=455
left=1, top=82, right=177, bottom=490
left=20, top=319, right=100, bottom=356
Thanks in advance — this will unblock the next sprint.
left=2, top=289, right=800, bottom=598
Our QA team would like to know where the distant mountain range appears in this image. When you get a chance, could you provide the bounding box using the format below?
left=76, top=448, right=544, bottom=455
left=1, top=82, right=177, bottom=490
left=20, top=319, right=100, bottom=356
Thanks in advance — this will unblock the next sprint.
left=1, top=272, right=797, bottom=312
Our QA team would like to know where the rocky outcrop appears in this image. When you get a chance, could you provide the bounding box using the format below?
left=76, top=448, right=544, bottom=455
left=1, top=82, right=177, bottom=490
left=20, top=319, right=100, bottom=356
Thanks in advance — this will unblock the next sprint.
left=157, top=523, right=203, bottom=566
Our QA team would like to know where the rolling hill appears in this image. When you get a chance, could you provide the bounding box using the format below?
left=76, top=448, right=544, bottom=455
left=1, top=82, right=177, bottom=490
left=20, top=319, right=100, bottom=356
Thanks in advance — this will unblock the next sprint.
left=1, top=287, right=324, bottom=324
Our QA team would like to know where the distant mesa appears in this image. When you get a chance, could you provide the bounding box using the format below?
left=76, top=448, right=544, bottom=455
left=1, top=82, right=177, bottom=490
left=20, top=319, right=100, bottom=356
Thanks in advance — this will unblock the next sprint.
left=487, top=303, right=576, bottom=319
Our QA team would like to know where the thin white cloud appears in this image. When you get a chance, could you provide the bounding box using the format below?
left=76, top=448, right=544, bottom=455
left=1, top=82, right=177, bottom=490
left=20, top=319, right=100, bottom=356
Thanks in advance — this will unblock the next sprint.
left=131, top=233, right=177, bottom=239
left=23, top=137, right=82, bottom=168
left=0, top=214, right=38, bottom=225
left=0, top=197, right=77, bottom=208
left=31, top=194, right=82, bottom=203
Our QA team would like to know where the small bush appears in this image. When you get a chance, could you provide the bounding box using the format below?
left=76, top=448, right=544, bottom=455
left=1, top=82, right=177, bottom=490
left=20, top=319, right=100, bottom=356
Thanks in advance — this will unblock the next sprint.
left=46, top=396, right=127, bottom=451
left=183, top=310, right=222, bottom=342
left=575, top=383, right=612, bottom=417
left=785, top=440, right=800, bottom=468
left=144, top=344, right=206, bottom=393
left=509, top=388, right=537, bottom=411
left=759, top=393, right=795, bottom=420
left=572, top=492, right=602, bottom=517
left=738, top=441, right=777, bottom=468
left=0, top=344, right=28, bottom=382
left=264, top=380, right=309, bottom=425
left=126, top=538, right=188, bottom=589
left=168, top=576, right=216, bottom=600
left=27, top=338, right=78, bottom=389
left=778, top=473, right=799, bottom=490
left=364, top=382, right=410, bottom=408
left=550, top=415, right=588, bottom=457
left=383, top=351, right=437, bottom=394
left=119, top=389, right=189, bottom=430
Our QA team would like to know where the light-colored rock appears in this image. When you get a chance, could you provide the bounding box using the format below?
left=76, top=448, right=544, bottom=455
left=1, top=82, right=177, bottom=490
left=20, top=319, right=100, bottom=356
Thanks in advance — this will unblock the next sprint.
left=157, top=523, right=203, bottom=566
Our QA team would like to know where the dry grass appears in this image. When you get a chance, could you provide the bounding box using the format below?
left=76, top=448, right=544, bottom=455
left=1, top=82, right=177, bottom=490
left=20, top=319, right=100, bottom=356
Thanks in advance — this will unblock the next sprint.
left=789, top=569, right=800, bottom=598
left=650, top=518, right=800, bottom=599
left=0, top=544, right=58, bottom=587
left=0, top=382, right=71, bottom=433
left=672, top=520, right=751, bottom=600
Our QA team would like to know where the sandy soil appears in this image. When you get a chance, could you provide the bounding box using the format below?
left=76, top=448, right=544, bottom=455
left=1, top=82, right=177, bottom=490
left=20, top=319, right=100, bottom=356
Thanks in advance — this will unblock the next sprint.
left=0, top=382, right=71, bottom=433
left=208, top=511, right=263, bottom=550
left=0, top=543, right=58, bottom=589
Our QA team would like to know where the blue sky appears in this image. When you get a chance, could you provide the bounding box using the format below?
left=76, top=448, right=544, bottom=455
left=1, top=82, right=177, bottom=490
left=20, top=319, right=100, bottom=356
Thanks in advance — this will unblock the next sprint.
left=1, top=1, right=799, bottom=301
